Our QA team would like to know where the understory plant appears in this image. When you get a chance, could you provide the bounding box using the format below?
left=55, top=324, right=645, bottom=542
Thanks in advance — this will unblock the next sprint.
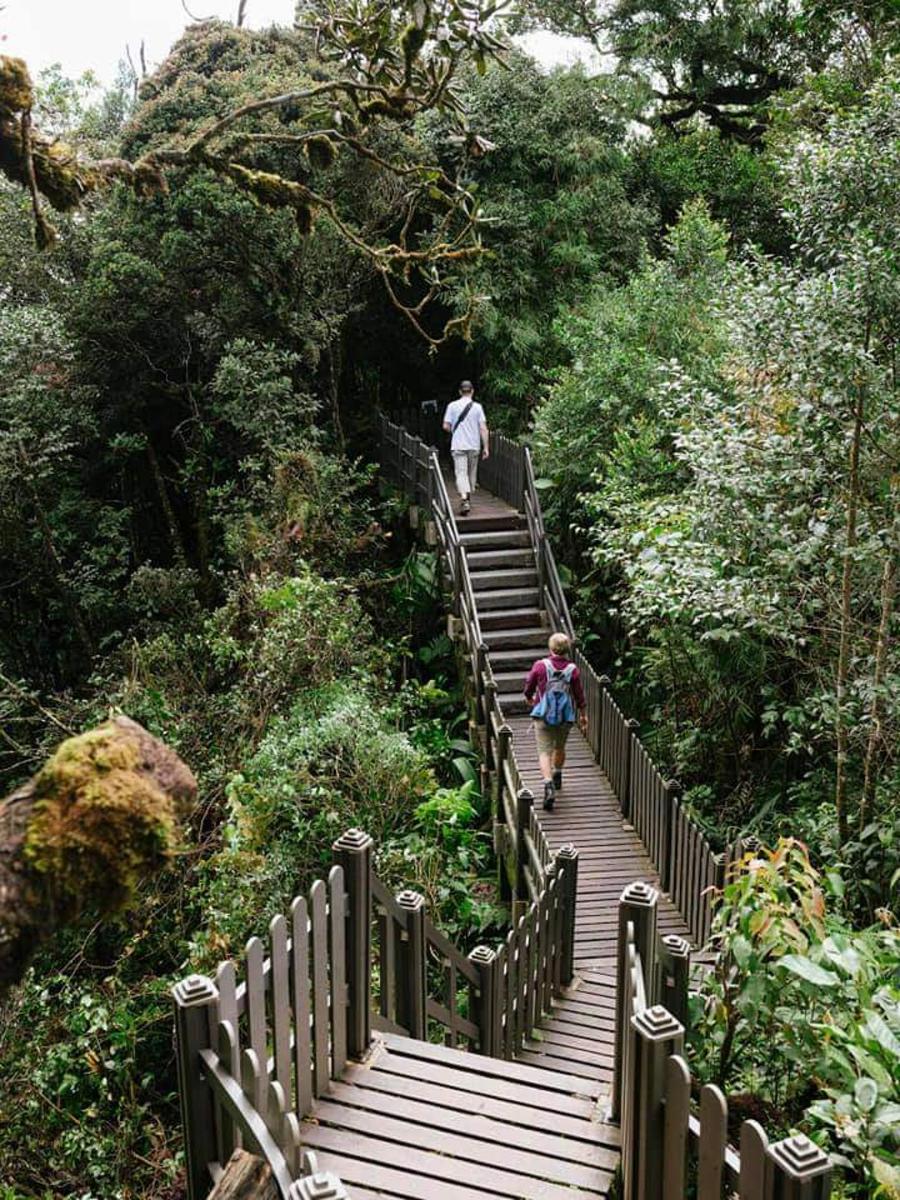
left=690, top=839, right=900, bottom=1196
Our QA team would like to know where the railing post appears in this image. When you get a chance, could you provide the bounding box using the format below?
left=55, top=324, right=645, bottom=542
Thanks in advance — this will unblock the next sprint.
left=469, top=944, right=500, bottom=1057
left=475, top=641, right=487, bottom=731
left=172, top=974, right=219, bottom=1200
left=515, top=787, right=534, bottom=916
left=495, top=724, right=514, bottom=902
left=661, top=780, right=679, bottom=893
left=767, top=1135, right=832, bottom=1200
left=658, top=934, right=691, bottom=1029
left=396, top=889, right=427, bottom=1040
left=483, top=671, right=498, bottom=772
left=597, top=674, right=611, bottom=765
left=621, top=718, right=640, bottom=820
left=627, top=1006, right=685, bottom=1200
left=555, top=844, right=579, bottom=987
left=612, top=881, right=659, bottom=1121
left=332, top=828, right=374, bottom=1061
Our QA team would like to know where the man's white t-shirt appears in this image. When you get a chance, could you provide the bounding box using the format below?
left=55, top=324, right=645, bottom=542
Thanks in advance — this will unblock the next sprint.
left=444, top=397, right=485, bottom=452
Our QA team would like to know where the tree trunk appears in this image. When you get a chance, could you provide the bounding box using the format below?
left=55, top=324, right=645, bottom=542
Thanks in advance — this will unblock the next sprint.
left=834, top=389, right=864, bottom=843
left=209, top=1151, right=277, bottom=1200
left=144, top=433, right=188, bottom=567
left=0, top=716, right=196, bottom=998
left=17, top=444, right=95, bottom=660
left=860, top=510, right=898, bottom=830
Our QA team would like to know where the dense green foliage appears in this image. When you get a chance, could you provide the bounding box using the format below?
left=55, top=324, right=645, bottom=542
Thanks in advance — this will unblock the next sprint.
left=1, top=2, right=899, bottom=1197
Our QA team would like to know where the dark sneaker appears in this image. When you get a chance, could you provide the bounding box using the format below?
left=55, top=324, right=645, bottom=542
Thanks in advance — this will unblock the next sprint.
left=460, top=497, right=471, bottom=515
left=552, top=769, right=563, bottom=790
left=542, top=780, right=555, bottom=811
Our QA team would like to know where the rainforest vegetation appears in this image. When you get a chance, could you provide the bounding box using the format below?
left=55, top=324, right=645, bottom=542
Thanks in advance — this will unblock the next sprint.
left=0, top=1, right=898, bottom=1196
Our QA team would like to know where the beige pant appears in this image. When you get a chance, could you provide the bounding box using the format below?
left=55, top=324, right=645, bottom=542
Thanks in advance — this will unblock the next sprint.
left=452, top=449, right=479, bottom=498
left=534, top=720, right=573, bottom=756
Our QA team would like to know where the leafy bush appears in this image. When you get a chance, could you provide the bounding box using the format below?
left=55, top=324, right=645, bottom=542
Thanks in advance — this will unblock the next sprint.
left=691, top=839, right=900, bottom=1196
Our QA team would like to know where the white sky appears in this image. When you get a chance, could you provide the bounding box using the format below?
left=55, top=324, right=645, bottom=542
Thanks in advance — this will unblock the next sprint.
left=1, top=0, right=594, bottom=87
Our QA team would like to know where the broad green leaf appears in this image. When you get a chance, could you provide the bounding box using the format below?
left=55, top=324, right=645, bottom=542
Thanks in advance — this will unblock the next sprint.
left=854, top=1076, right=878, bottom=1113
left=862, top=1011, right=900, bottom=1059
left=778, top=955, right=839, bottom=987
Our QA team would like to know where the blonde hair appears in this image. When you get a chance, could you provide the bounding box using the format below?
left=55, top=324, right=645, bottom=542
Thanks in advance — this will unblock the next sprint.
left=548, top=632, right=570, bottom=656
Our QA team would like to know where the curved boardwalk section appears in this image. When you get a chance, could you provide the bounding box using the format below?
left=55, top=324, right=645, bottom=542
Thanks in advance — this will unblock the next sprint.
left=456, top=479, right=694, bottom=1092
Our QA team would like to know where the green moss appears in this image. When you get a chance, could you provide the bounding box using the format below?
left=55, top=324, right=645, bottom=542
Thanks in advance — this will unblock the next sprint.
left=23, top=724, right=181, bottom=915
left=227, top=163, right=317, bottom=234
left=306, top=135, right=336, bottom=171
left=0, top=56, right=33, bottom=115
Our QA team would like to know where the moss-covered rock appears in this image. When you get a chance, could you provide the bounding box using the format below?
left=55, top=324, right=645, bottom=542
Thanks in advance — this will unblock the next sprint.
left=1, top=717, right=196, bottom=996
left=24, top=720, right=192, bottom=912
left=0, top=56, right=33, bottom=115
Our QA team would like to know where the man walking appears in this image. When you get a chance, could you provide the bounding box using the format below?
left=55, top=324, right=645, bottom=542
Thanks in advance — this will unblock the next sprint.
left=523, top=632, right=587, bottom=810
left=443, top=381, right=489, bottom=516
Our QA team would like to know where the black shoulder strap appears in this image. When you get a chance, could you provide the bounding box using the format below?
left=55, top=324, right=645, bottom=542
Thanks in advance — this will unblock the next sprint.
left=451, top=400, right=474, bottom=434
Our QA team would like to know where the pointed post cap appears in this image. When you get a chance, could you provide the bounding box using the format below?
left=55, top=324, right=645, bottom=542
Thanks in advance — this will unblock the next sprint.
left=396, top=889, right=425, bottom=912
left=661, top=934, right=691, bottom=960
left=332, top=827, right=373, bottom=854
left=469, top=944, right=497, bottom=965
left=768, top=1134, right=831, bottom=1180
left=288, top=1174, right=350, bottom=1199
left=556, top=843, right=578, bottom=862
left=172, top=973, right=217, bottom=1006
left=632, top=1004, right=684, bottom=1042
left=620, top=880, right=659, bottom=909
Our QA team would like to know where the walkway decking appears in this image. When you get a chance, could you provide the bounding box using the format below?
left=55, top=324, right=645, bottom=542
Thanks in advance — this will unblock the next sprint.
left=278, top=474, right=692, bottom=1198
left=455, top=475, right=694, bottom=1092
left=303, top=1034, right=619, bottom=1200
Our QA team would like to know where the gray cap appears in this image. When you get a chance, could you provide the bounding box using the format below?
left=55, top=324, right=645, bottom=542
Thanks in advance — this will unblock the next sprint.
left=460, top=380, right=474, bottom=392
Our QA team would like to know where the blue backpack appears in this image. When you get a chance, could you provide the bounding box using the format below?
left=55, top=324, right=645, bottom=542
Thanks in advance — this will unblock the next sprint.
left=531, top=659, right=576, bottom=726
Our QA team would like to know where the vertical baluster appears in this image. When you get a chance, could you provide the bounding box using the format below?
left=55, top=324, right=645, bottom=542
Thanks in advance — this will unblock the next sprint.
left=309, top=880, right=329, bottom=1097
left=290, top=895, right=312, bottom=1118
left=215, top=962, right=241, bottom=1152
left=328, top=866, right=348, bottom=1078
left=739, top=1121, right=769, bottom=1200
left=245, top=936, right=267, bottom=1105
left=698, top=1084, right=728, bottom=1200
left=504, top=926, right=517, bottom=1058
left=269, top=915, right=292, bottom=1107
left=663, top=1055, right=691, bottom=1200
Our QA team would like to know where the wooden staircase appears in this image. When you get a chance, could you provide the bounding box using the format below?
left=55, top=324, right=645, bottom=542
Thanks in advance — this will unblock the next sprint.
left=458, top=504, right=544, bottom=716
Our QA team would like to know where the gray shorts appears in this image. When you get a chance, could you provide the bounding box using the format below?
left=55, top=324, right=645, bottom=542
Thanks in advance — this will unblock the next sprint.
left=534, top=720, right=572, bottom=756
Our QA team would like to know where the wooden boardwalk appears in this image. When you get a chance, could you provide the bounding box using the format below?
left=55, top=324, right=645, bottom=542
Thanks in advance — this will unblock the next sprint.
left=454, top=474, right=694, bottom=1093
left=303, top=1034, right=619, bottom=1200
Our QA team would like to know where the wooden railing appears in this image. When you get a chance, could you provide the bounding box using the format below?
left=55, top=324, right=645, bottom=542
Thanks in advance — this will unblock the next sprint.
left=613, top=882, right=832, bottom=1200
left=172, top=868, right=352, bottom=1200
left=173, top=825, right=580, bottom=1197
left=378, top=411, right=721, bottom=948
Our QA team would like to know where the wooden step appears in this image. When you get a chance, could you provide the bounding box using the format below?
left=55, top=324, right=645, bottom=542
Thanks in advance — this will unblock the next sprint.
left=480, top=608, right=545, bottom=630
left=494, top=670, right=528, bottom=690
left=484, top=626, right=549, bottom=649
left=466, top=547, right=535, bottom=569
left=499, top=692, right=530, bottom=715
left=471, top=568, right=538, bottom=592
left=488, top=646, right=545, bottom=669
left=457, top=514, right=527, bottom=533
left=460, top=529, right=532, bottom=549
left=476, top=587, right=541, bottom=611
